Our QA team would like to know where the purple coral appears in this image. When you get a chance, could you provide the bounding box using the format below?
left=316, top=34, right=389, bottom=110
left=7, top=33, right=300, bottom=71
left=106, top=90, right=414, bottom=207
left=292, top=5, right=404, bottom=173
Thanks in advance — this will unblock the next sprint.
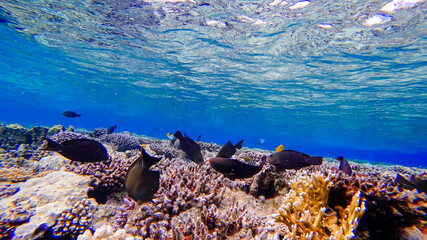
left=100, top=133, right=140, bottom=152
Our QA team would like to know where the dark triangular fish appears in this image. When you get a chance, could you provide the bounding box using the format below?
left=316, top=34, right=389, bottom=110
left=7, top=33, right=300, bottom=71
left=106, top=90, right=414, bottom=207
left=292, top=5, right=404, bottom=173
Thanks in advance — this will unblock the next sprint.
left=125, top=148, right=162, bottom=202
left=107, top=125, right=117, bottom=134
left=40, top=138, right=108, bottom=162
left=62, top=111, right=81, bottom=118
left=336, top=156, right=352, bottom=175
left=209, top=156, right=266, bottom=180
left=197, top=134, right=202, bottom=141
left=172, top=130, right=203, bottom=164
left=395, top=174, right=427, bottom=193
left=216, top=140, right=244, bottom=158
left=266, top=150, right=323, bottom=170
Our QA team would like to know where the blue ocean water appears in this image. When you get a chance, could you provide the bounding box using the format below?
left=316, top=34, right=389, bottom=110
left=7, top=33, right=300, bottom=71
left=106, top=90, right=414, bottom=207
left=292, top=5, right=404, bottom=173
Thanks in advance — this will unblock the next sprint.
left=0, top=0, right=425, bottom=167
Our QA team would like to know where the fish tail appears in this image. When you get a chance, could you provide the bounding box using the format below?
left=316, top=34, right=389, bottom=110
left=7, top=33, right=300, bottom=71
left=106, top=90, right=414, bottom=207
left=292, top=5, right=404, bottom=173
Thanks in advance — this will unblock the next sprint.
left=40, top=138, right=63, bottom=151
left=77, top=114, right=82, bottom=117
left=235, top=140, right=244, bottom=149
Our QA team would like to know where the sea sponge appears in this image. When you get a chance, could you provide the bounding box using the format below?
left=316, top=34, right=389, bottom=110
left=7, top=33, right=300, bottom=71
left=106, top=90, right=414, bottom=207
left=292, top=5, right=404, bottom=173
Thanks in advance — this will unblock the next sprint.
left=275, top=171, right=366, bottom=239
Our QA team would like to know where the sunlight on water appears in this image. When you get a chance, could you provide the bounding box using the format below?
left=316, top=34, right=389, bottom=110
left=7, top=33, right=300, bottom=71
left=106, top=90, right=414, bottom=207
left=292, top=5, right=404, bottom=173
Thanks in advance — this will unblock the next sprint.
left=0, top=0, right=426, bottom=161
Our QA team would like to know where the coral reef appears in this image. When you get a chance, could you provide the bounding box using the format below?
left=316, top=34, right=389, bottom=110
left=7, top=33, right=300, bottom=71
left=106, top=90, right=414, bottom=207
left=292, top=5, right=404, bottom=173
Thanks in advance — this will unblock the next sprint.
left=47, top=199, right=98, bottom=239
left=91, top=127, right=108, bottom=139
left=328, top=171, right=427, bottom=240
left=99, top=133, right=141, bottom=152
left=48, top=131, right=89, bottom=143
left=1, top=124, right=426, bottom=240
left=0, top=170, right=91, bottom=239
left=275, top=171, right=366, bottom=239
left=67, top=150, right=132, bottom=204
left=148, top=140, right=181, bottom=160
left=0, top=124, right=48, bottom=150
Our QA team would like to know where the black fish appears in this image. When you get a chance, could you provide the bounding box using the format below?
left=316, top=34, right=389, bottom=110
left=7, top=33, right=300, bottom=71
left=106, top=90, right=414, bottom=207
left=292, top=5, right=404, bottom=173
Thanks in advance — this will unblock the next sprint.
left=172, top=130, right=204, bottom=164
left=107, top=125, right=117, bottom=134
left=209, top=156, right=266, bottom=180
left=197, top=134, right=202, bottom=141
left=395, top=174, right=427, bottom=193
left=125, top=148, right=161, bottom=202
left=266, top=150, right=323, bottom=170
left=336, top=156, right=352, bottom=175
left=40, top=138, right=108, bottom=162
left=62, top=111, right=81, bottom=118
left=216, top=140, right=244, bottom=158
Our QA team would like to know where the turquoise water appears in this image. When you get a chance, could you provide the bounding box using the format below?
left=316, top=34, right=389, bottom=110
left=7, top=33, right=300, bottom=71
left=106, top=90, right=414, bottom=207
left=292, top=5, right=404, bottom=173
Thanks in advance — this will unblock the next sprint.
left=0, top=0, right=426, bottom=167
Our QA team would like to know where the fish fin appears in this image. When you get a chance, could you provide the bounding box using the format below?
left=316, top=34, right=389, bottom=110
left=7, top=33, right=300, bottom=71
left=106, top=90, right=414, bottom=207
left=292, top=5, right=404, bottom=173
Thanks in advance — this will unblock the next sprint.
left=260, top=156, right=267, bottom=166
left=140, top=148, right=161, bottom=169
left=39, top=138, right=63, bottom=151
left=77, top=114, right=82, bottom=117
left=174, top=130, right=184, bottom=139
left=234, top=140, right=244, bottom=149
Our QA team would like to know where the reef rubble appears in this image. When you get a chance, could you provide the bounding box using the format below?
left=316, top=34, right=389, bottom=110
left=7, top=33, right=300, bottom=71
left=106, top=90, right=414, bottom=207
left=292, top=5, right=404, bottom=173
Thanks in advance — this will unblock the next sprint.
left=0, top=124, right=426, bottom=239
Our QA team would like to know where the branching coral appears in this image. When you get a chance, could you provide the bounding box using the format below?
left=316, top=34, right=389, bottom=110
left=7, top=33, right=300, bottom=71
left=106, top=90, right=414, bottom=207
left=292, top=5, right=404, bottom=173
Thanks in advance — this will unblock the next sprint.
left=328, top=171, right=427, bottom=240
left=275, top=171, right=366, bottom=239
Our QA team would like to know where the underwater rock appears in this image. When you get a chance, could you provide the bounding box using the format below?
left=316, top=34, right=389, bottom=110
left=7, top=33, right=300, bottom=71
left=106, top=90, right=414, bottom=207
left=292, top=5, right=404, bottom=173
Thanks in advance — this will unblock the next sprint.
left=47, top=125, right=65, bottom=136
left=0, top=170, right=91, bottom=239
left=0, top=125, right=48, bottom=150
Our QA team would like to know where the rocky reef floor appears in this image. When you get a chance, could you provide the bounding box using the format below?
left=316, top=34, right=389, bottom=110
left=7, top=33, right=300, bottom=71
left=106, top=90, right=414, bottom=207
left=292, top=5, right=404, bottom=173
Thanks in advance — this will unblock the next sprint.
left=0, top=123, right=426, bottom=240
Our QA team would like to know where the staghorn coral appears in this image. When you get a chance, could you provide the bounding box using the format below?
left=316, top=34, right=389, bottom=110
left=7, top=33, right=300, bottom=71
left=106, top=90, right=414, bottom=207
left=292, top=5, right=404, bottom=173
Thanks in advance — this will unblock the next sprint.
left=100, top=133, right=141, bottom=152
left=275, top=171, right=366, bottom=239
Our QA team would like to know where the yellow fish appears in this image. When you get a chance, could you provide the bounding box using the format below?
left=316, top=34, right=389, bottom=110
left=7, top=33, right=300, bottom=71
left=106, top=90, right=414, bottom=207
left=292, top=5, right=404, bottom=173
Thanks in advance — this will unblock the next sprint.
left=275, top=144, right=284, bottom=152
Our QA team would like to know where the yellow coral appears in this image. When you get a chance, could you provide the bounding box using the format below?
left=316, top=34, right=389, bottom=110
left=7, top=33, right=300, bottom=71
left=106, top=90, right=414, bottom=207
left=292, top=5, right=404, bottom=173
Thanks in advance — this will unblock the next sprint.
left=275, top=171, right=365, bottom=240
